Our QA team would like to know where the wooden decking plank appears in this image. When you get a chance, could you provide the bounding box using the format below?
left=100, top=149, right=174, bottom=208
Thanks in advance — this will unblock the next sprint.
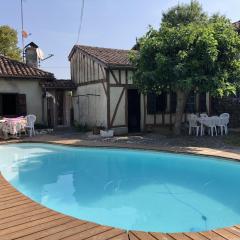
left=0, top=198, right=32, bottom=210
left=149, top=232, right=176, bottom=240
left=0, top=194, right=27, bottom=202
left=169, top=233, right=194, bottom=240
left=225, top=227, right=240, bottom=237
left=184, top=232, right=210, bottom=240
left=213, top=229, right=240, bottom=240
left=86, top=228, right=125, bottom=240
left=61, top=225, right=113, bottom=240
left=199, top=231, right=227, bottom=240
left=109, top=232, right=129, bottom=240
left=0, top=216, right=72, bottom=240
left=0, top=213, right=64, bottom=237
left=0, top=195, right=28, bottom=205
left=0, top=207, right=50, bottom=225
left=0, top=210, right=56, bottom=231
left=0, top=188, right=17, bottom=195
left=0, top=191, right=21, bottom=200
left=39, top=222, right=98, bottom=240
left=16, top=219, right=87, bottom=240
left=131, top=231, right=157, bottom=240
left=128, top=231, right=140, bottom=240
left=0, top=184, right=12, bottom=190
left=0, top=202, right=40, bottom=219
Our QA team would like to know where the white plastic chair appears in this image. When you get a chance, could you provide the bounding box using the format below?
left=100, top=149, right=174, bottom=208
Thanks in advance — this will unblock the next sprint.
left=200, top=113, right=208, bottom=118
left=25, top=115, right=36, bottom=137
left=203, top=117, right=217, bottom=137
left=220, top=113, right=230, bottom=119
left=188, top=114, right=200, bottom=136
left=199, top=114, right=208, bottom=135
left=219, top=113, right=229, bottom=135
left=212, top=116, right=224, bottom=136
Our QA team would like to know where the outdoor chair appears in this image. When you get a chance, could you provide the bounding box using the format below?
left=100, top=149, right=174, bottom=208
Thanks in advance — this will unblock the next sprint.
left=219, top=113, right=230, bottom=135
left=25, top=114, right=36, bottom=137
left=200, top=113, right=208, bottom=118
left=212, top=116, right=225, bottom=136
left=188, top=114, right=200, bottom=136
left=203, top=117, right=217, bottom=137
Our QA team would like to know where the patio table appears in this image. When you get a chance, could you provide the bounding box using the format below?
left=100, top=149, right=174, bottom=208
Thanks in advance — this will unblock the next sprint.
left=0, top=117, right=27, bottom=139
left=197, top=116, right=220, bottom=136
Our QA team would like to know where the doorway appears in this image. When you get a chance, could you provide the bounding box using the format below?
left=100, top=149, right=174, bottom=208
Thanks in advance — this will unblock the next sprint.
left=1, top=94, right=17, bottom=116
left=128, top=89, right=140, bottom=132
left=56, top=91, right=64, bottom=126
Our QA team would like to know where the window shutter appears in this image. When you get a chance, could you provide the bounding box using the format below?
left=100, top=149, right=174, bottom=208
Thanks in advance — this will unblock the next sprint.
left=0, top=94, right=2, bottom=116
left=199, top=93, right=207, bottom=113
left=147, top=93, right=157, bottom=114
left=185, top=91, right=196, bottom=113
left=170, top=92, right=177, bottom=113
left=156, top=92, right=167, bottom=112
left=16, top=94, right=27, bottom=116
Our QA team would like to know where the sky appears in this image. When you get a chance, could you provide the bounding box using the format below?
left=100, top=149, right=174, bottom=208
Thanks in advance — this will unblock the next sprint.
left=1, top=0, right=240, bottom=79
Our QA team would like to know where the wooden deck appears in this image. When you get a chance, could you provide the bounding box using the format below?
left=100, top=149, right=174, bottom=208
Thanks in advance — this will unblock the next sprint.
left=1, top=174, right=240, bottom=240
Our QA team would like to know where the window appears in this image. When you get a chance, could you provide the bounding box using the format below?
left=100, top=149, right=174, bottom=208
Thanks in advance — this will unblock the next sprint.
left=170, top=92, right=177, bottom=113
left=147, top=92, right=167, bottom=114
left=199, top=93, right=207, bottom=113
left=0, top=93, right=26, bottom=117
left=185, top=91, right=196, bottom=113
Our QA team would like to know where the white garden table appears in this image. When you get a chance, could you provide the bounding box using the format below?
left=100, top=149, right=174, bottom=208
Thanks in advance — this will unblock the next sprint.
left=0, top=117, right=27, bottom=139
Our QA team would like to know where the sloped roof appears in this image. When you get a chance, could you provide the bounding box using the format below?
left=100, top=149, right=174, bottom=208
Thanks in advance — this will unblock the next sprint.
left=40, top=79, right=76, bottom=90
left=0, top=55, right=55, bottom=79
left=69, top=45, right=136, bottom=69
left=233, top=20, right=240, bottom=33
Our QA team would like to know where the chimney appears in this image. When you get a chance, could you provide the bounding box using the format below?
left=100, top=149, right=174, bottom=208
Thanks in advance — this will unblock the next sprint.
left=25, top=42, right=39, bottom=68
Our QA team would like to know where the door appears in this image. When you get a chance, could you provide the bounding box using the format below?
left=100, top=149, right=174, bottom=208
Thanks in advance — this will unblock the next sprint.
left=56, top=91, right=64, bottom=125
left=47, top=97, right=54, bottom=128
left=128, top=89, right=140, bottom=132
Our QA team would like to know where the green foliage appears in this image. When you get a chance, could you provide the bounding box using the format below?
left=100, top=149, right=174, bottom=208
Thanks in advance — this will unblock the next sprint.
left=131, top=1, right=240, bottom=97
left=0, top=25, right=21, bottom=61
left=162, top=0, right=207, bottom=27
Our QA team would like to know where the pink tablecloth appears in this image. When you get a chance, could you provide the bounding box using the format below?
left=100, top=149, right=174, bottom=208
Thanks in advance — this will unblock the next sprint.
left=0, top=117, right=27, bottom=135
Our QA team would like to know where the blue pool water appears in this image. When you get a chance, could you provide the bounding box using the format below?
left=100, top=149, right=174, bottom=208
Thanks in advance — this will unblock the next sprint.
left=0, top=143, right=240, bottom=233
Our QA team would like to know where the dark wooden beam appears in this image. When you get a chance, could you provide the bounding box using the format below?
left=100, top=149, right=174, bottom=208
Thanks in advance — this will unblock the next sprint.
left=110, top=87, right=125, bottom=127
left=109, top=70, right=119, bottom=84
left=106, top=70, right=110, bottom=129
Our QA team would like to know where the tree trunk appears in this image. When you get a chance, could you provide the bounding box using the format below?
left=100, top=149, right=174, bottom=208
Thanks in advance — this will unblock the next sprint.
left=174, top=90, right=189, bottom=135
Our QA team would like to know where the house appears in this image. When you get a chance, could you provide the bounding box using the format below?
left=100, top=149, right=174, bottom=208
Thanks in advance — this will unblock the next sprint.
left=0, top=44, right=76, bottom=128
left=69, top=45, right=210, bottom=134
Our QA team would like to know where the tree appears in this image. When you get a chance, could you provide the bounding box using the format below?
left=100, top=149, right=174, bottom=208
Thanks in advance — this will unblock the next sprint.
left=0, top=25, right=21, bottom=61
left=130, top=0, right=240, bottom=135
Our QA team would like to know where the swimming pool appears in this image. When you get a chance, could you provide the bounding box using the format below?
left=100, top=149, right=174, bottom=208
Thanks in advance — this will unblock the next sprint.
left=0, top=143, right=240, bottom=233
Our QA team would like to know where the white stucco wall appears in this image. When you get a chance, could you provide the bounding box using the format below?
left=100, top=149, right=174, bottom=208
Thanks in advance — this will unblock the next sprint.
left=110, top=86, right=126, bottom=126
left=0, top=78, right=43, bottom=123
left=73, top=83, right=107, bottom=127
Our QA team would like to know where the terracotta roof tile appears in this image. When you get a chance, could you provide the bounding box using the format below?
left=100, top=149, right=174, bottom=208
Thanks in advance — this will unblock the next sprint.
left=69, top=45, right=136, bottom=68
left=0, top=55, right=55, bottom=79
left=233, top=21, right=240, bottom=32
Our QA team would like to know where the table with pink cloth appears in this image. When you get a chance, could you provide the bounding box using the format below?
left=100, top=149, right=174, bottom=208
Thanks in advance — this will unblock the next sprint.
left=0, top=117, right=27, bottom=138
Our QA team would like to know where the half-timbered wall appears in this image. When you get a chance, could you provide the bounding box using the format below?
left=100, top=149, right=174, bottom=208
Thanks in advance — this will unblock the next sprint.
left=109, top=69, right=134, bottom=134
left=73, top=83, right=107, bottom=127
left=71, top=50, right=105, bottom=85
left=71, top=50, right=108, bottom=128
